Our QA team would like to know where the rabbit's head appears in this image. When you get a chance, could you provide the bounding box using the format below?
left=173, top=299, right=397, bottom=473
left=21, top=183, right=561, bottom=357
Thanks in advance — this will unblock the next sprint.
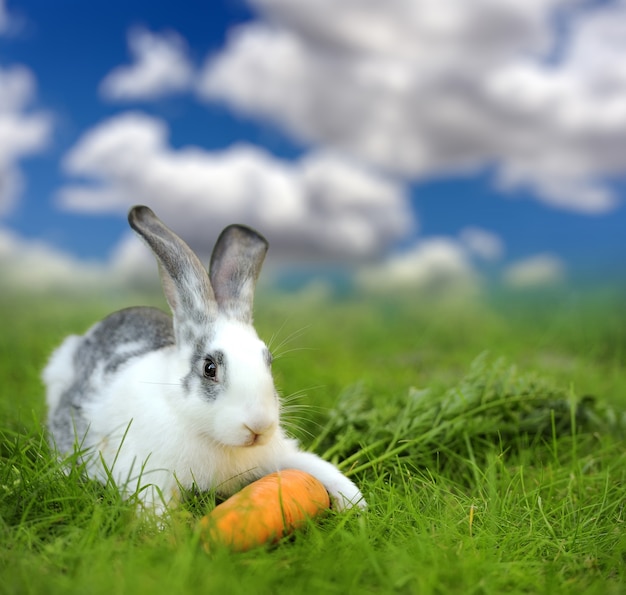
left=129, top=206, right=278, bottom=448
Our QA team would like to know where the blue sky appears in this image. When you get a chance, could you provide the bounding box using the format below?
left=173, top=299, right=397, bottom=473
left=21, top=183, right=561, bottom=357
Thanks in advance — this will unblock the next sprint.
left=0, top=0, right=624, bottom=292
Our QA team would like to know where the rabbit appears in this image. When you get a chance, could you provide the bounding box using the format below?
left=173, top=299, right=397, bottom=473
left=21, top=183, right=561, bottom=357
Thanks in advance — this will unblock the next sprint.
left=43, top=205, right=366, bottom=514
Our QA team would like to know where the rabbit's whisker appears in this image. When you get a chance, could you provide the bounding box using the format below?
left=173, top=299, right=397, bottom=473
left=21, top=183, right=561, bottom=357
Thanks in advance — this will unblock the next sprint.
left=268, top=324, right=312, bottom=359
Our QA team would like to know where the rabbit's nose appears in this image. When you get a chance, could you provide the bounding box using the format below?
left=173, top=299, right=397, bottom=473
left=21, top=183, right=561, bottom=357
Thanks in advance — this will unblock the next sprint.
left=243, top=419, right=276, bottom=445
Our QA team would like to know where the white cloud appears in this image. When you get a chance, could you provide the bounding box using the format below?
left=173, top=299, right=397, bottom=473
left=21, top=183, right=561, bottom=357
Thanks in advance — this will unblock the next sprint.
left=0, top=227, right=106, bottom=290
left=0, top=225, right=160, bottom=292
left=57, top=112, right=415, bottom=261
left=503, top=254, right=566, bottom=288
left=107, top=231, right=158, bottom=283
left=0, top=65, right=52, bottom=215
left=357, top=232, right=566, bottom=294
left=459, top=227, right=504, bottom=261
left=198, top=0, right=626, bottom=214
left=356, top=237, right=478, bottom=292
left=100, top=28, right=194, bottom=101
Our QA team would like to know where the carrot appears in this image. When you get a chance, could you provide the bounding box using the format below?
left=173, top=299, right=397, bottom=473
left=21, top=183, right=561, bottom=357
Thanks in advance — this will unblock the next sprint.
left=199, top=469, right=330, bottom=552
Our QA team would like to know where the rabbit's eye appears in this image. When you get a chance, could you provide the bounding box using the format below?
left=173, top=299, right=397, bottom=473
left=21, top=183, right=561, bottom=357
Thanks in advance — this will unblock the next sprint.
left=203, top=358, right=217, bottom=380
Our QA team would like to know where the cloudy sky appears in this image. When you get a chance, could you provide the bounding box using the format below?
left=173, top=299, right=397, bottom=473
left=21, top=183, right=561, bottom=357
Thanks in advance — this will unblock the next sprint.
left=0, top=0, right=624, bottom=292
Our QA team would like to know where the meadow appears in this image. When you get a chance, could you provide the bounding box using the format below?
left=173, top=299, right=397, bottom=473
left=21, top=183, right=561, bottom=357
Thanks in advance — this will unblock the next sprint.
left=1, top=286, right=625, bottom=594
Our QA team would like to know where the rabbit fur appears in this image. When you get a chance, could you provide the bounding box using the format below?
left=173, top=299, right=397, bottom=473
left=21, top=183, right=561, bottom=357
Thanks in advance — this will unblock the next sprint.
left=43, top=205, right=365, bottom=513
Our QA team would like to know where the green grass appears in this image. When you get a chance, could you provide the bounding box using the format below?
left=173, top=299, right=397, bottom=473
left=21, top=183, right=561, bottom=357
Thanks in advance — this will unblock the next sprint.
left=1, top=288, right=625, bottom=594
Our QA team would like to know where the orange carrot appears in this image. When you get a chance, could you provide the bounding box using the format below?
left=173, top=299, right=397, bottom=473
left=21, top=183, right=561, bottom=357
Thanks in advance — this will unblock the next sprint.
left=199, top=469, right=330, bottom=552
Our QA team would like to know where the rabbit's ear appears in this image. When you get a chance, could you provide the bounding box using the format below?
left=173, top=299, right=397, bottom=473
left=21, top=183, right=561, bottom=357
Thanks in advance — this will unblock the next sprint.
left=209, top=224, right=268, bottom=323
left=128, top=206, right=217, bottom=331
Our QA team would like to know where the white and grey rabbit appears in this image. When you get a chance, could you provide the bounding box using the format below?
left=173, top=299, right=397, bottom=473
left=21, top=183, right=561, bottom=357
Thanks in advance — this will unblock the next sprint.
left=43, top=205, right=365, bottom=513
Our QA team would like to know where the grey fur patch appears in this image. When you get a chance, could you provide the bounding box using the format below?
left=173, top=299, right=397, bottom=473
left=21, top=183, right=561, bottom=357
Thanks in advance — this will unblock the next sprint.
left=48, top=307, right=174, bottom=452
left=264, top=348, right=273, bottom=367
left=182, top=345, right=225, bottom=401
left=177, top=317, right=215, bottom=347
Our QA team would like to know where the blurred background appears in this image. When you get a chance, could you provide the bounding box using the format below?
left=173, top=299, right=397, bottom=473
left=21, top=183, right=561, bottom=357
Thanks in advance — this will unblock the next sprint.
left=0, top=0, right=624, bottom=297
